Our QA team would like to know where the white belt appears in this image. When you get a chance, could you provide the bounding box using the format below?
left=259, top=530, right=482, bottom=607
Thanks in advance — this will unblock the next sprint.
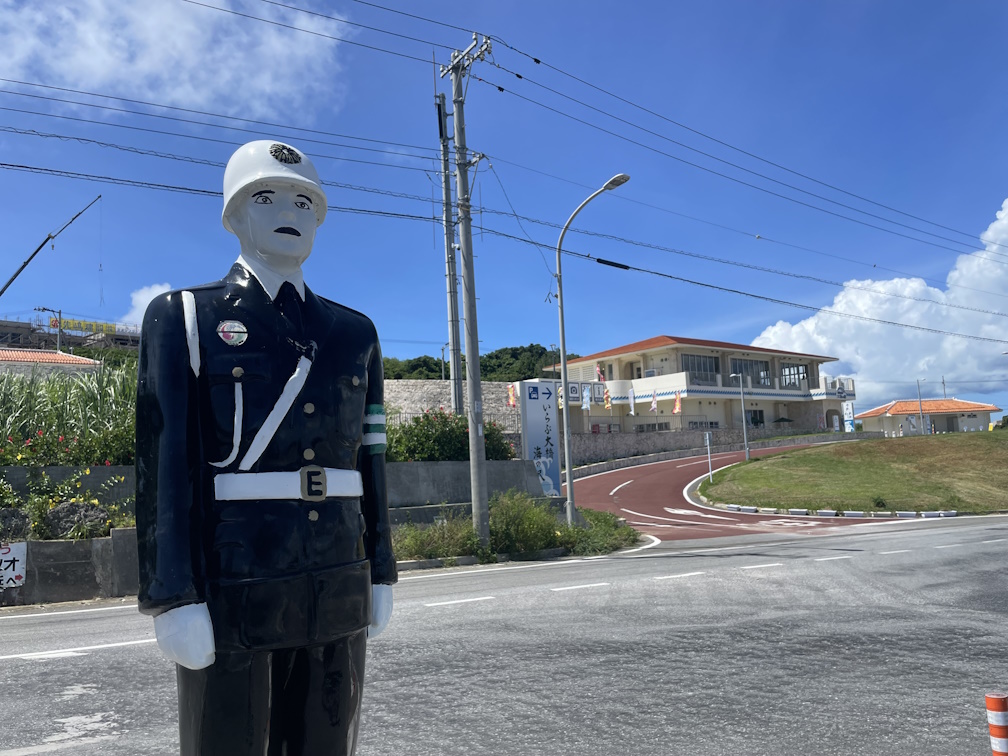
left=214, top=468, right=363, bottom=502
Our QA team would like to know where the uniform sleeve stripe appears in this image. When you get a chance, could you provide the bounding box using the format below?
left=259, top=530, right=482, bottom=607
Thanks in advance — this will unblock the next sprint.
left=363, top=432, right=386, bottom=447
left=365, top=404, right=385, bottom=415
left=363, top=414, right=385, bottom=425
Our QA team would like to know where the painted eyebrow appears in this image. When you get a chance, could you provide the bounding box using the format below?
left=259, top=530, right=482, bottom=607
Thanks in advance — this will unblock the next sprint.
left=296, top=194, right=313, bottom=204
left=252, top=189, right=275, bottom=196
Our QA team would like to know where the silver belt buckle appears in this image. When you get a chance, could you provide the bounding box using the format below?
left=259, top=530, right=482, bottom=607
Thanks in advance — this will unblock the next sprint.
left=300, top=466, right=327, bottom=501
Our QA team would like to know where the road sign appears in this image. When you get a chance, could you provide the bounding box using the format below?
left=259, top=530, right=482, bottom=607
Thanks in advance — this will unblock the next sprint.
left=517, top=381, right=562, bottom=496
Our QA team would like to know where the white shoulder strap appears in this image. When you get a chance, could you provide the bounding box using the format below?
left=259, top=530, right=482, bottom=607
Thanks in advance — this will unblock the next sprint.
left=181, top=290, right=200, bottom=377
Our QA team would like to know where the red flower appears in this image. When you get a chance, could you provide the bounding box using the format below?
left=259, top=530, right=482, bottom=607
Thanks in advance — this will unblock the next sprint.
left=105, top=460, right=111, bottom=466
left=59, top=435, right=64, bottom=442
left=6, top=436, right=11, bottom=442
left=36, top=429, right=43, bottom=437
left=24, top=439, right=31, bottom=446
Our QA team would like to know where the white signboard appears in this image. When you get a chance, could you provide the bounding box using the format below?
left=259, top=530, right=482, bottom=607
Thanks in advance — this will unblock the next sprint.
left=842, top=401, right=855, bottom=433
left=517, top=381, right=562, bottom=496
left=1, top=541, right=27, bottom=589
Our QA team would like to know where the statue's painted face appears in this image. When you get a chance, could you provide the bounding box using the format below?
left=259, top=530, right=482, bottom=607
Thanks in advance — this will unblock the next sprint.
left=233, top=183, right=318, bottom=271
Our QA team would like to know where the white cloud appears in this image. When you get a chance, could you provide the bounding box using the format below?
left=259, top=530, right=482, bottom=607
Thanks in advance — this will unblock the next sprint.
left=122, top=283, right=171, bottom=327
left=753, top=198, right=1008, bottom=410
left=1, top=0, right=348, bottom=120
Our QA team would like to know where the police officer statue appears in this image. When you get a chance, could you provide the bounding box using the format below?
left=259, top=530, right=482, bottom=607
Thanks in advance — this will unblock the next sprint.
left=136, top=140, right=396, bottom=755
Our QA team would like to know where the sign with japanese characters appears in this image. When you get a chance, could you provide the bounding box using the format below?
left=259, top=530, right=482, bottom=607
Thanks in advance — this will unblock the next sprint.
left=1, top=542, right=27, bottom=589
left=516, top=380, right=562, bottom=497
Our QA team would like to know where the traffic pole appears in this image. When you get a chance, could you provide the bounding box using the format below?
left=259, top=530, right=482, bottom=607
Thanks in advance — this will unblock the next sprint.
left=986, top=691, right=1008, bottom=756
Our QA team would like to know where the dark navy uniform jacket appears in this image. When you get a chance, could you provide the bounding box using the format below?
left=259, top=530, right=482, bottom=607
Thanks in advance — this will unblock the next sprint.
left=136, top=263, right=396, bottom=651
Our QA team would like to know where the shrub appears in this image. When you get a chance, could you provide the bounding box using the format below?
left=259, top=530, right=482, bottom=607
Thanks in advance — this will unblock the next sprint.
left=386, top=408, right=514, bottom=463
left=558, top=508, right=640, bottom=555
left=488, top=489, right=560, bottom=554
left=392, top=510, right=480, bottom=560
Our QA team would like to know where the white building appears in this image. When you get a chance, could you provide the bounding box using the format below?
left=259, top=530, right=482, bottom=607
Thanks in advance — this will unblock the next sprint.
left=560, top=335, right=854, bottom=434
left=855, top=398, right=1000, bottom=435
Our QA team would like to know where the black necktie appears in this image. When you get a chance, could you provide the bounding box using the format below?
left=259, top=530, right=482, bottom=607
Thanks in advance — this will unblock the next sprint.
left=275, top=281, right=303, bottom=333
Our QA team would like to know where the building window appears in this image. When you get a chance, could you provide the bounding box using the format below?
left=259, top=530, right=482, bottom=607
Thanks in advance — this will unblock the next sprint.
left=780, top=362, right=807, bottom=389
left=682, top=354, right=720, bottom=385
left=730, top=358, right=771, bottom=387
left=746, top=409, right=765, bottom=428
left=607, top=363, right=613, bottom=381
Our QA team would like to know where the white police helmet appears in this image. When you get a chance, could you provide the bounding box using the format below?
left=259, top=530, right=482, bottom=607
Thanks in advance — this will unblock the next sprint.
left=222, top=140, right=327, bottom=233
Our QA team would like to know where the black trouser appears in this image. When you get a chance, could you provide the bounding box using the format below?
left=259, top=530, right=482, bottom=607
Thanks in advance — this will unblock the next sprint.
left=176, top=630, right=367, bottom=756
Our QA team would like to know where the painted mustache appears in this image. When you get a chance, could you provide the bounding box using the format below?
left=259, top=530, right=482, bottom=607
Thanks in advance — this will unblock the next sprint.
left=274, top=227, right=302, bottom=237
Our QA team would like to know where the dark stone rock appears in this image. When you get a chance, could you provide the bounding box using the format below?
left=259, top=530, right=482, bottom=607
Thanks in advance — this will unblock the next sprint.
left=44, top=501, right=110, bottom=539
left=0, top=507, right=29, bottom=541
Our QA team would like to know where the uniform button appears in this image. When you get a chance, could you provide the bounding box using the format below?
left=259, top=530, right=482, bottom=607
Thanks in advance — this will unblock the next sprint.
left=308, top=510, right=319, bottom=522
left=232, top=366, right=244, bottom=378
left=352, top=376, right=360, bottom=386
left=303, top=448, right=316, bottom=461
left=303, top=402, right=315, bottom=415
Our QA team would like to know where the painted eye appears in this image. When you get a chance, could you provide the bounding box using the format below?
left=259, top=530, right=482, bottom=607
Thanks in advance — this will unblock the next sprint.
left=295, top=200, right=310, bottom=210
left=254, top=195, right=273, bottom=204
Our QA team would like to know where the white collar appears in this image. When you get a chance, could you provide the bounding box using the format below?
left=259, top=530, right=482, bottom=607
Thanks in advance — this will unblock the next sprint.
left=236, top=254, right=305, bottom=301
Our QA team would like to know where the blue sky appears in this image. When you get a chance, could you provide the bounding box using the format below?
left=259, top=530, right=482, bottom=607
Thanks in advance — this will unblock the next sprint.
left=2, top=1, right=1007, bottom=417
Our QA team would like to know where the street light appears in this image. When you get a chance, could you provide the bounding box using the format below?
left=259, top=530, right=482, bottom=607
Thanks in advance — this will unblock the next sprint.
left=729, top=373, right=751, bottom=460
left=557, top=173, right=630, bottom=525
left=916, top=378, right=927, bottom=435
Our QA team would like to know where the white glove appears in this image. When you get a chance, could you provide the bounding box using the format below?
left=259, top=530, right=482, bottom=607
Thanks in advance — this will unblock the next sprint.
left=153, top=602, right=216, bottom=670
left=368, top=584, right=394, bottom=638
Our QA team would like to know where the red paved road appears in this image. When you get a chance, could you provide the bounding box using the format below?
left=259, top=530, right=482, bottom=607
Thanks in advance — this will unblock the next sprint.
left=571, top=445, right=891, bottom=541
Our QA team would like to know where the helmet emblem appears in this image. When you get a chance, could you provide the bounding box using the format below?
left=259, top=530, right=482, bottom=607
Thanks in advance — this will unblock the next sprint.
left=269, top=143, right=302, bottom=165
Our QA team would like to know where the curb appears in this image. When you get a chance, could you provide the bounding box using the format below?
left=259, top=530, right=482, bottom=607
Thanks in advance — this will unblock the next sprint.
left=396, top=547, right=569, bottom=572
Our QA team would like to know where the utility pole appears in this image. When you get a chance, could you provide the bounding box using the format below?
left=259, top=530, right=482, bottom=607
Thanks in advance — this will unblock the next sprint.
left=942, top=376, right=947, bottom=399
left=441, top=34, right=492, bottom=546
left=435, top=92, right=464, bottom=414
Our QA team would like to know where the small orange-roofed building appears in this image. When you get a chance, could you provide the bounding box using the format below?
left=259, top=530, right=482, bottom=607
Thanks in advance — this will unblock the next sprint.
left=855, top=397, right=1000, bottom=435
left=0, top=348, right=101, bottom=377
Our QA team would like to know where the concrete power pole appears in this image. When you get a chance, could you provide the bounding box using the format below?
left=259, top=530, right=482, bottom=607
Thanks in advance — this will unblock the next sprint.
left=435, top=92, right=464, bottom=414
left=441, top=34, right=492, bottom=545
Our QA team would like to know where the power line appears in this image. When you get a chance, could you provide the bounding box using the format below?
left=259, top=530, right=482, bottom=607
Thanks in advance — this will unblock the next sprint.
left=0, top=88, right=437, bottom=162
left=475, top=226, right=1008, bottom=346
left=180, top=0, right=434, bottom=64
left=472, top=75, right=1008, bottom=266
left=0, top=77, right=436, bottom=154
left=486, top=60, right=998, bottom=256
left=488, top=37, right=1008, bottom=253
left=0, top=105, right=436, bottom=173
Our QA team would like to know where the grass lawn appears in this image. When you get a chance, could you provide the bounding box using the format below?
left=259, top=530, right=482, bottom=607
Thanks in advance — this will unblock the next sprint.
left=699, top=433, right=1008, bottom=513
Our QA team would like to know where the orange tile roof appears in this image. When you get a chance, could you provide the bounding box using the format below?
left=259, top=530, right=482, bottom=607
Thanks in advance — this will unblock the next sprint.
left=0, top=349, right=101, bottom=366
left=855, top=398, right=1000, bottom=418
left=569, top=335, right=837, bottom=365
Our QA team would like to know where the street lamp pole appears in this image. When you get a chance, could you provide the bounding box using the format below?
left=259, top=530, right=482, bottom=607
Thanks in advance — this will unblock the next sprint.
left=557, top=173, right=630, bottom=525
left=730, top=373, right=751, bottom=460
left=916, top=378, right=927, bottom=435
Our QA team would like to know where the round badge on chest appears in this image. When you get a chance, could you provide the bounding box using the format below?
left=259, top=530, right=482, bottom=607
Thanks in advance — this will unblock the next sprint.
left=216, top=320, right=248, bottom=346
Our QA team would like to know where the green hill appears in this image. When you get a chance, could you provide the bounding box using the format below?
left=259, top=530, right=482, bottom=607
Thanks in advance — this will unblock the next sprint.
left=700, top=433, right=1008, bottom=514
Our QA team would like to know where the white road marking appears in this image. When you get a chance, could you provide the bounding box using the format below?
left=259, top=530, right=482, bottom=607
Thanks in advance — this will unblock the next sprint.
left=608, top=480, right=634, bottom=496
left=879, top=550, right=910, bottom=554
left=0, top=638, right=156, bottom=661
left=934, top=544, right=960, bottom=549
left=0, top=605, right=135, bottom=622
left=664, top=507, right=737, bottom=521
left=740, top=563, right=782, bottom=570
left=814, top=556, right=853, bottom=562
left=22, top=652, right=87, bottom=661
left=401, top=559, right=582, bottom=582
left=654, top=571, right=706, bottom=580
left=676, top=454, right=736, bottom=468
left=424, top=596, right=495, bottom=607
left=0, top=735, right=119, bottom=755
left=620, top=508, right=738, bottom=528
left=982, top=539, right=1006, bottom=544
left=551, top=583, right=610, bottom=592
left=619, top=534, right=662, bottom=554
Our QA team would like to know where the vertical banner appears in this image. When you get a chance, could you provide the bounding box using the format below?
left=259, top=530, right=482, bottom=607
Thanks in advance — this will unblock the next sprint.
left=842, top=401, right=855, bottom=432
left=517, top=381, right=562, bottom=496
left=628, top=387, right=636, bottom=416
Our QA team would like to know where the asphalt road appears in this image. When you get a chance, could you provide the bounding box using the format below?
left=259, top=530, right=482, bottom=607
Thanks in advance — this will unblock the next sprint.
left=573, top=445, right=897, bottom=541
left=2, top=516, right=1006, bottom=755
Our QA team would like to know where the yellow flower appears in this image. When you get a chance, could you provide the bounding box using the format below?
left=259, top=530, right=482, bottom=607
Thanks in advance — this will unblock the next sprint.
left=76, top=482, right=82, bottom=488
left=84, top=468, right=90, bottom=475
left=16, top=453, right=21, bottom=460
